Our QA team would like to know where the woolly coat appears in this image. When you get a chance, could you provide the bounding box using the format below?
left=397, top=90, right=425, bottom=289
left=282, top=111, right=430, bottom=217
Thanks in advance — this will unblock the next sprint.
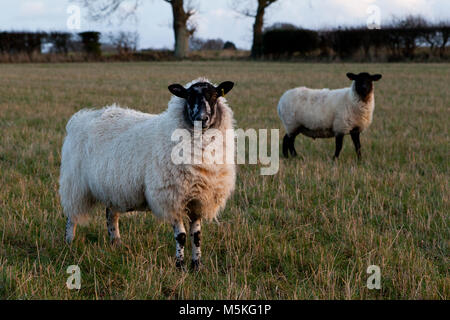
left=277, top=82, right=375, bottom=137
left=59, top=78, right=236, bottom=225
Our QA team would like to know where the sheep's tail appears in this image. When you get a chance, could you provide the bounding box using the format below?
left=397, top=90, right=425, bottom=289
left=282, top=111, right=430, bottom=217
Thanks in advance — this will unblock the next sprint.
left=60, top=108, right=99, bottom=226
left=59, top=139, right=95, bottom=226
left=277, top=97, right=288, bottom=134
left=59, top=164, right=95, bottom=226
left=276, top=99, right=282, bottom=118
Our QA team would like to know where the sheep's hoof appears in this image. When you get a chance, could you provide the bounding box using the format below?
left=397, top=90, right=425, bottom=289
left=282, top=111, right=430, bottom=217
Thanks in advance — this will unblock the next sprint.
left=190, top=259, right=202, bottom=271
left=176, top=259, right=186, bottom=271
left=333, top=156, right=339, bottom=161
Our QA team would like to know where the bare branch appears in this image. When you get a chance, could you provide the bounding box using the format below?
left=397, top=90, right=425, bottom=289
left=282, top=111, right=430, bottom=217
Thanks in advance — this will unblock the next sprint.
left=229, top=0, right=256, bottom=17
left=230, top=0, right=279, bottom=18
left=263, top=0, right=278, bottom=9
left=74, top=0, right=140, bottom=24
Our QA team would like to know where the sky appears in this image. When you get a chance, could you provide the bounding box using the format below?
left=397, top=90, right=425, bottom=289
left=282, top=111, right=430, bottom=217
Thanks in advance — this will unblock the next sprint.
left=0, top=0, right=449, bottom=49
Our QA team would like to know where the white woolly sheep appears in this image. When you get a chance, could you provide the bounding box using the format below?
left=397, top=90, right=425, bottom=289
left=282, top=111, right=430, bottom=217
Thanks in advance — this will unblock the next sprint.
left=59, top=77, right=235, bottom=270
left=277, top=72, right=382, bottom=160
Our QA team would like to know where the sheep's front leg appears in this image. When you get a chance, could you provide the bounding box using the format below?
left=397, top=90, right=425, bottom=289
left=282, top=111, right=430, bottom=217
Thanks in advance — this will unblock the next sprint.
left=190, top=218, right=202, bottom=270
left=173, top=220, right=187, bottom=269
left=350, top=129, right=362, bottom=160
left=106, top=208, right=121, bottom=245
left=65, top=218, right=77, bottom=243
left=333, top=134, right=344, bottom=160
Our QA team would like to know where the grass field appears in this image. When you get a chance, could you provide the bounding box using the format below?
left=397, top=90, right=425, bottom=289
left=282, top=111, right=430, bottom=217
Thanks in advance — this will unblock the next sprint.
left=0, top=61, right=448, bottom=299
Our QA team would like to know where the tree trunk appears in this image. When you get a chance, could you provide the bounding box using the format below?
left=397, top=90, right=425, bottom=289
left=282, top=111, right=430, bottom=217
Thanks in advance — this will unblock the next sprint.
left=251, top=3, right=265, bottom=58
left=170, top=0, right=189, bottom=58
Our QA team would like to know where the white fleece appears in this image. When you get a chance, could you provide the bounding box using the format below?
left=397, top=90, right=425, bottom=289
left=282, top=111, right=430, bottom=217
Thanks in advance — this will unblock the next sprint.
left=277, top=82, right=375, bottom=136
left=59, top=78, right=236, bottom=225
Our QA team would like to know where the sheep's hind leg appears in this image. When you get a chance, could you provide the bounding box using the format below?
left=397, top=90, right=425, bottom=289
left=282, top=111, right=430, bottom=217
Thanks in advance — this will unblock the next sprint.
left=289, top=135, right=298, bottom=157
left=173, top=220, right=187, bottom=270
left=190, top=218, right=202, bottom=270
left=350, top=129, right=362, bottom=161
left=65, top=218, right=77, bottom=244
left=283, top=131, right=299, bottom=158
left=106, top=208, right=121, bottom=246
left=282, top=134, right=291, bottom=158
left=333, top=134, right=344, bottom=160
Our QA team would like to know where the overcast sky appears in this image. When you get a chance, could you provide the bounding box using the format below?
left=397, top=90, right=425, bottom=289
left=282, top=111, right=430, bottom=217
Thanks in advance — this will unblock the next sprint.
left=1, top=0, right=449, bottom=49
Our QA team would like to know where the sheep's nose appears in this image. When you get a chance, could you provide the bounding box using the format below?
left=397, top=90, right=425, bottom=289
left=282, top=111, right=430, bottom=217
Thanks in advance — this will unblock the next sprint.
left=201, top=115, right=210, bottom=128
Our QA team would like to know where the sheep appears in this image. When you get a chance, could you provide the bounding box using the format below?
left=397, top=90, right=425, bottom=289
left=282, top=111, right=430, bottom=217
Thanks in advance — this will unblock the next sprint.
left=277, top=72, right=382, bottom=160
left=59, top=77, right=235, bottom=270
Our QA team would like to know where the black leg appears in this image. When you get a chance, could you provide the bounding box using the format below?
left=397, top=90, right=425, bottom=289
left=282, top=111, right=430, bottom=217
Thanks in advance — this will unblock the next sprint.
left=282, top=134, right=298, bottom=158
left=288, top=128, right=302, bottom=157
left=282, top=134, right=290, bottom=158
left=289, top=135, right=298, bottom=157
left=333, top=134, right=344, bottom=160
left=350, top=129, right=362, bottom=160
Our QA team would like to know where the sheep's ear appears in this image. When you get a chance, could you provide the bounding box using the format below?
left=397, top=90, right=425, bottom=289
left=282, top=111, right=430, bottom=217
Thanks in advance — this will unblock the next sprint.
left=217, top=81, right=234, bottom=97
left=168, top=84, right=188, bottom=99
left=346, top=73, right=357, bottom=81
left=371, top=74, right=382, bottom=81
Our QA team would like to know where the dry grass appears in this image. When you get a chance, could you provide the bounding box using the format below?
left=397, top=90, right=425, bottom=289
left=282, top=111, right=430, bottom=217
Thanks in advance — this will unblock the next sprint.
left=0, top=61, right=448, bottom=299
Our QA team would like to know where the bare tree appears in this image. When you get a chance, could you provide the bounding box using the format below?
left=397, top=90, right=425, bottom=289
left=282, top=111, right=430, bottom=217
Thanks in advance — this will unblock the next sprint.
left=232, top=0, right=280, bottom=58
left=164, top=0, right=197, bottom=58
left=75, top=0, right=196, bottom=58
left=108, top=31, right=139, bottom=56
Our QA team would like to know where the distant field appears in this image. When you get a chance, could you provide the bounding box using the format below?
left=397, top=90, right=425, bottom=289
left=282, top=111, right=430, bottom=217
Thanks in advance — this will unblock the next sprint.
left=0, top=61, right=448, bottom=299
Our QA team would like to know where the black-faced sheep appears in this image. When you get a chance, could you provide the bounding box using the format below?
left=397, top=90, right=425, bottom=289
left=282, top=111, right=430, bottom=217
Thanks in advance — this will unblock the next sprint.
left=277, top=72, right=382, bottom=160
left=59, top=78, right=235, bottom=270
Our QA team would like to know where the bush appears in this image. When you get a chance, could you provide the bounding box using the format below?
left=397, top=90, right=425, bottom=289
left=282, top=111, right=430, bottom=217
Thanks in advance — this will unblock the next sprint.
left=78, top=31, right=101, bottom=57
left=190, top=37, right=225, bottom=51
left=47, top=32, right=72, bottom=54
left=0, top=32, right=46, bottom=55
left=262, top=28, right=319, bottom=57
left=223, top=41, right=237, bottom=50
left=261, top=16, right=449, bottom=61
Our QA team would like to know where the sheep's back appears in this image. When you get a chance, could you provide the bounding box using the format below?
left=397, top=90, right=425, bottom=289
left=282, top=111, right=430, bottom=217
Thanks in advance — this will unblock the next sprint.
left=279, top=87, right=341, bottom=133
left=65, top=106, right=161, bottom=211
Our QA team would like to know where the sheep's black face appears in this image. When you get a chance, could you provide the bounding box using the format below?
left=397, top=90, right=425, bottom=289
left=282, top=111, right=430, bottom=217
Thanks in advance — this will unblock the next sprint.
left=168, top=81, right=234, bottom=129
left=347, top=72, right=382, bottom=101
